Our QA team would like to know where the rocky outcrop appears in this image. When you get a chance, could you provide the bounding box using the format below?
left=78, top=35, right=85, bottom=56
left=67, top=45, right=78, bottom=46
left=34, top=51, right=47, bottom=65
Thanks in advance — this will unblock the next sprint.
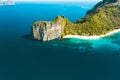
left=32, top=16, right=67, bottom=41
left=0, top=0, right=3, bottom=6
left=4, top=0, right=15, bottom=5
left=0, top=0, right=15, bottom=6
left=32, top=0, right=120, bottom=41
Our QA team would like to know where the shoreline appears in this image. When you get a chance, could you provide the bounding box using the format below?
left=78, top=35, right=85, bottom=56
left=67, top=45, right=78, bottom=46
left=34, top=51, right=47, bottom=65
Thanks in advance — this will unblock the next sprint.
left=63, top=29, right=120, bottom=40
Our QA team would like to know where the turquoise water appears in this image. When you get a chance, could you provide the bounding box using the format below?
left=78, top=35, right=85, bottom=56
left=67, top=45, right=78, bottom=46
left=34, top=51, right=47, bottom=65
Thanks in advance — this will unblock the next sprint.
left=0, top=2, right=120, bottom=80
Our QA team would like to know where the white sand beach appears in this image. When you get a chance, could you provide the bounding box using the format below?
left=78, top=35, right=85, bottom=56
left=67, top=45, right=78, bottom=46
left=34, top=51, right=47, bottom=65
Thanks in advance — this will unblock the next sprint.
left=63, top=29, right=120, bottom=40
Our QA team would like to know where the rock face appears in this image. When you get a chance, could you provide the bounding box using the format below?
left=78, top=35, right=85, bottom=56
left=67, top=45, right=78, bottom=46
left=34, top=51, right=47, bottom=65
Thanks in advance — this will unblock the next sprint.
left=32, top=16, right=67, bottom=41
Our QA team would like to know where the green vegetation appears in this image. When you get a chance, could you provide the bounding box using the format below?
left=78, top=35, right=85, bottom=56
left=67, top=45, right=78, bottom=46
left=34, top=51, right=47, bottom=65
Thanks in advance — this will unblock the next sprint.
left=33, top=0, right=120, bottom=36
left=64, top=0, right=120, bottom=36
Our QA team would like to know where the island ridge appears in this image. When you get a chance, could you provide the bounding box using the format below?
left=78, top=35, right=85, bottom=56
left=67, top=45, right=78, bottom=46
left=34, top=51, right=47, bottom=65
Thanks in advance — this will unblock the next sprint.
left=32, top=0, right=120, bottom=41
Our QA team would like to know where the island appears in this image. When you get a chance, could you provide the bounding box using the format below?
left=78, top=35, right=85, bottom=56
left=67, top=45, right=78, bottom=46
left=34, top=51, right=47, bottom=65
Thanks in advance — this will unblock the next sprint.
left=4, top=0, right=15, bottom=5
left=0, top=0, right=3, bottom=6
left=32, top=0, right=120, bottom=41
left=0, top=0, right=15, bottom=6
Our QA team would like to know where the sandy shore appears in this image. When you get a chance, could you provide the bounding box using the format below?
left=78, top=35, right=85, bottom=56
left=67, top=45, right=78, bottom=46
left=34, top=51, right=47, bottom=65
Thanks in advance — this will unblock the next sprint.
left=63, top=29, right=120, bottom=40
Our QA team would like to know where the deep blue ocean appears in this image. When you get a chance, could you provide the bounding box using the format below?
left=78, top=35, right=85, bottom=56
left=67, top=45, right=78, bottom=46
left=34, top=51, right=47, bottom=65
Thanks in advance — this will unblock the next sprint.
left=0, top=2, right=120, bottom=80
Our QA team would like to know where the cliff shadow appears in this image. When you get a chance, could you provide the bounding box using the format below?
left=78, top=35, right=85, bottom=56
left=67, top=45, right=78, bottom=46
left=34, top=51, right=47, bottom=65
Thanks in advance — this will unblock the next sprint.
left=22, top=34, right=40, bottom=42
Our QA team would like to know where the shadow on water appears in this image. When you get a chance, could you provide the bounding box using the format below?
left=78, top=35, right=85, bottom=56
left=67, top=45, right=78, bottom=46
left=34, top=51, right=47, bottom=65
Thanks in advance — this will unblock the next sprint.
left=22, top=34, right=94, bottom=50
left=22, top=34, right=41, bottom=42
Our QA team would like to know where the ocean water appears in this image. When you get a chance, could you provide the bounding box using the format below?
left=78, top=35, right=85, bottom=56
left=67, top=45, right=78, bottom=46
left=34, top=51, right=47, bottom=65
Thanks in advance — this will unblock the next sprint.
left=0, top=2, right=120, bottom=80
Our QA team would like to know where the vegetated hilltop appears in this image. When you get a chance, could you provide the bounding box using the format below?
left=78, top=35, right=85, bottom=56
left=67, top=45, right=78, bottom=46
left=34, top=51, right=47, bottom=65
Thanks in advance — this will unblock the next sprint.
left=33, top=0, right=120, bottom=41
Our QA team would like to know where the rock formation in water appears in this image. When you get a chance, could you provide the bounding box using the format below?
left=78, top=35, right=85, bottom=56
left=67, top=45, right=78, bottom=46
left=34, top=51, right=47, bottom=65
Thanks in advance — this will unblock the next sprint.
left=0, top=0, right=3, bottom=6
left=4, top=0, right=15, bottom=5
left=32, top=0, right=120, bottom=41
left=32, top=16, right=68, bottom=41
left=0, top=0, right=15, bottom=6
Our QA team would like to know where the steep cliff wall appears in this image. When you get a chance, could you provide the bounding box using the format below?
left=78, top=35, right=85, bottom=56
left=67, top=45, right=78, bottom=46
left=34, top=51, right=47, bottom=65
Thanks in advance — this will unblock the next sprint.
left=32, top=16, right=68, bottom=41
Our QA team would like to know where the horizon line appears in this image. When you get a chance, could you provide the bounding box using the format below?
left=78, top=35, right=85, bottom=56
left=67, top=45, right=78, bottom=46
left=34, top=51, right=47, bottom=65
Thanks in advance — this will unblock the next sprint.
left=15, top=1, right=100, bottom=3
left=14, top=0, right=102, bottom=2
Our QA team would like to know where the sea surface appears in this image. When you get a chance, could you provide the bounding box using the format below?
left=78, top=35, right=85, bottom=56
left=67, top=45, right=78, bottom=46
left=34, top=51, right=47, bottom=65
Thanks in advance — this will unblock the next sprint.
left=0, top=2, right=120, bottom=80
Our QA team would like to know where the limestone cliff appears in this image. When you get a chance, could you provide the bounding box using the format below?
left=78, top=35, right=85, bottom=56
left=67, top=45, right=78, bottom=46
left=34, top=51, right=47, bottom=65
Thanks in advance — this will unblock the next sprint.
left=32, top=0, right=120, bottom=41
left=32, top=16, right=68, bottom=41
